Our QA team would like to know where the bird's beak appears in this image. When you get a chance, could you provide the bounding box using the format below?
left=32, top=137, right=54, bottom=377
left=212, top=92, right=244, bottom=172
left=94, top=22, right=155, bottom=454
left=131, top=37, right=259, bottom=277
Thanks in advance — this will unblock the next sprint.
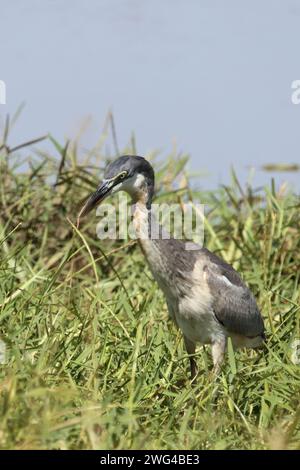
left=77, top=180, right=113, bottom=225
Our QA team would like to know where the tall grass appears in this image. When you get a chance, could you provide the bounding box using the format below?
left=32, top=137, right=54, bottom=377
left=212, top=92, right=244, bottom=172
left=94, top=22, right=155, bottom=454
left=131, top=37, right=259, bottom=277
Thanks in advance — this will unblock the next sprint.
left=0, top=120, right=299, bottom=450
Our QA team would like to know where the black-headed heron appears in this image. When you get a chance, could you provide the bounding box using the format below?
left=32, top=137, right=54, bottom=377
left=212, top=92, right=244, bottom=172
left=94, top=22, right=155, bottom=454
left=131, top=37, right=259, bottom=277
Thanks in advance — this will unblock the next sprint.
left=78, top=155, right=265, bottom=380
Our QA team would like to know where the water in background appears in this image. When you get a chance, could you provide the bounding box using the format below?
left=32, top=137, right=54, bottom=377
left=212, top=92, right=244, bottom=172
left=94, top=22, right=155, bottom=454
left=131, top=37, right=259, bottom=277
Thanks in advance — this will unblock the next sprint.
left=1, top=0, right=300, bottom=190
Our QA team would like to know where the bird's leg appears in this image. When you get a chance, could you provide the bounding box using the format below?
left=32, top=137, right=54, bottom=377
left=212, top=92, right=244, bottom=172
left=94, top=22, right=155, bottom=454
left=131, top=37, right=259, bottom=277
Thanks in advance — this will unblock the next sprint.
left=184, top=336, right=197, bottom=381
left=211, top=338, right=226, bottom=376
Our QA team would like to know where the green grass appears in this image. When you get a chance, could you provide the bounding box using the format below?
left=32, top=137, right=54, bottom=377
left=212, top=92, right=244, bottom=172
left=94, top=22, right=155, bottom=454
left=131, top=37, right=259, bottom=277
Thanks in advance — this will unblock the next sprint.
left=0, top=124, right=300, bottom=450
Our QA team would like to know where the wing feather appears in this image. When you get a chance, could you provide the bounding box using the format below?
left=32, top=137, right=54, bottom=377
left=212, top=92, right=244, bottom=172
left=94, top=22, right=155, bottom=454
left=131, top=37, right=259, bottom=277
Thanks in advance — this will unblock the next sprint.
left=201, top=249, right=264, bottom=338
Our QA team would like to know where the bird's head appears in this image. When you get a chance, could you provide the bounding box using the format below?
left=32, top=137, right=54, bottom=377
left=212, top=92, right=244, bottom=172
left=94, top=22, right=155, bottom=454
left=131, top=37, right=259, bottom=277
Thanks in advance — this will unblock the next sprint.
left=77, top=155, right=155, bottom=223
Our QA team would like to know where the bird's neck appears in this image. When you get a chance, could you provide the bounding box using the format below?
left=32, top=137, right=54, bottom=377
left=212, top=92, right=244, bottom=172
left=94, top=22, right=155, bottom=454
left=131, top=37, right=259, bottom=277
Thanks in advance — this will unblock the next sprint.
left=132, top=202, right=176, bottom=288
left=132, top=201, right=171, bottom=245
left=132, top=201, right=153, bottom=241
left=132, top=202, right=164, bottom=273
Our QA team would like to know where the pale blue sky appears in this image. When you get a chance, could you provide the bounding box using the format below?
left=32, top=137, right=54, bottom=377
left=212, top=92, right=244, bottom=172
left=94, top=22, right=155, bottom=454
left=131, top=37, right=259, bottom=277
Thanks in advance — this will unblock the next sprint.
left=0, top=0, right=299, bottom=189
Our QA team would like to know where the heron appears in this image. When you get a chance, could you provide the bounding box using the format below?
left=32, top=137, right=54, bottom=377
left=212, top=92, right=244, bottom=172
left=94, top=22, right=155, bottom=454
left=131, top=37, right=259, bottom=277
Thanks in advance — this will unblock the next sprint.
left=77, top=155, right=265, bottom=379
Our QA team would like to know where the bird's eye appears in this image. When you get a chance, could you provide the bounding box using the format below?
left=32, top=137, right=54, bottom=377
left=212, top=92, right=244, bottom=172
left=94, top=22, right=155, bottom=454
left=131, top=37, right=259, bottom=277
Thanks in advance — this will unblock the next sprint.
left=119, top=171, right=127, bottom=180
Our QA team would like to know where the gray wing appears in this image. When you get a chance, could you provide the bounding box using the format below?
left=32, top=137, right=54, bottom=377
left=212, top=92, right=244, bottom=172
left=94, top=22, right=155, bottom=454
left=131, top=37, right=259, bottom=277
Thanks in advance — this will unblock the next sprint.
left=201, top=249, right=264, bottom=338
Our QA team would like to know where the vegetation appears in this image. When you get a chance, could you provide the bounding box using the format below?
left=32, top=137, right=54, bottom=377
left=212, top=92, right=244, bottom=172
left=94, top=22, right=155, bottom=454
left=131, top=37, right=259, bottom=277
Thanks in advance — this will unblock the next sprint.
left=0, top=116, right=299, bottom=449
